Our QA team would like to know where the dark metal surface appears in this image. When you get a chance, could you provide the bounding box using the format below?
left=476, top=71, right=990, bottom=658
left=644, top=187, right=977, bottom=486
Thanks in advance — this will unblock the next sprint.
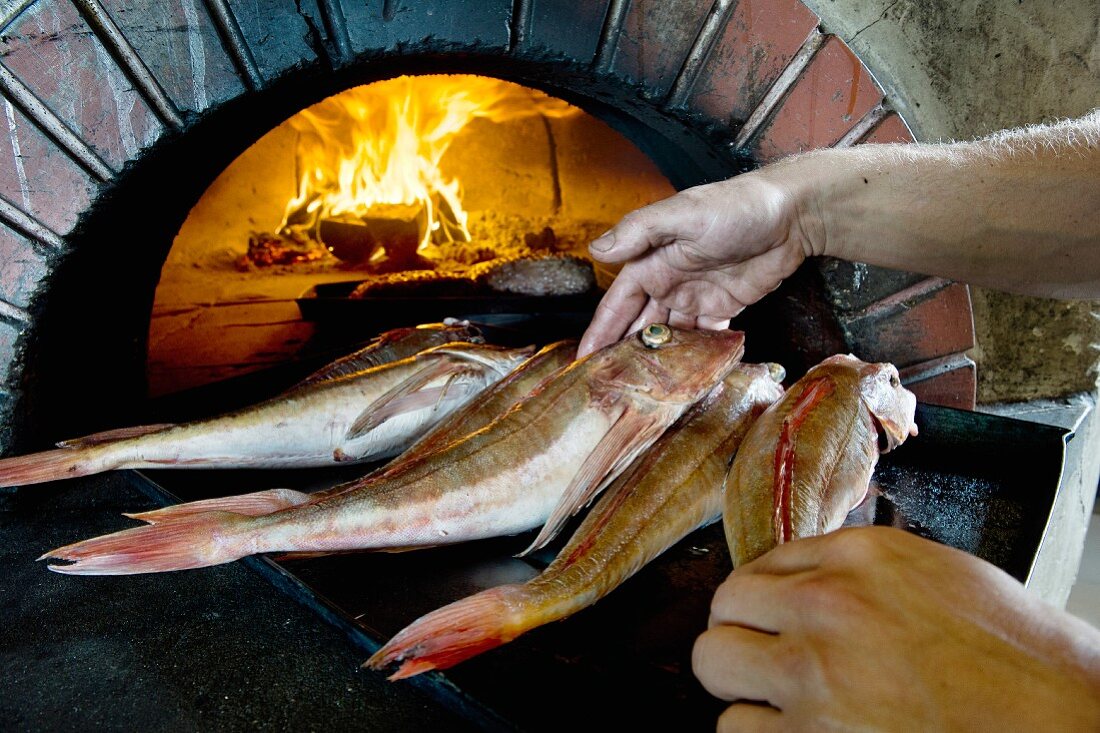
left=132, top=402, right=1070, bottom=732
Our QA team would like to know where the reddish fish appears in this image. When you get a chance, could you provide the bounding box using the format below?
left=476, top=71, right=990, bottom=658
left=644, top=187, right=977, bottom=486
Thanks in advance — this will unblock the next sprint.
left=0, top=322, right=515, bottom=488
left=365, top=363, right=785, bottom=679
left=723, top=354, right=918, bottom=567
left=295, top=319, right=483, bottom=386
left=40, top=325, right=744, bottom=575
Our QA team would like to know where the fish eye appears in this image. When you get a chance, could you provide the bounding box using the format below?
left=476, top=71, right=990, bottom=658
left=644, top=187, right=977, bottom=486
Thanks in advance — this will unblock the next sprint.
left=640, top=323, right=672, bottom=349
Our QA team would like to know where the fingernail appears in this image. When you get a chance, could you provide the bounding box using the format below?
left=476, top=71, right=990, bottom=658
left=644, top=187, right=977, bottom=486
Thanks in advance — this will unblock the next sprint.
left=590, top=231, right=615, bottom=253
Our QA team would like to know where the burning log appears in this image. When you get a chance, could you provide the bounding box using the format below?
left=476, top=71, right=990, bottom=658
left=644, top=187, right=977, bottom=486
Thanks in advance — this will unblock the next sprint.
left=318, top=205, right=432, bottom=272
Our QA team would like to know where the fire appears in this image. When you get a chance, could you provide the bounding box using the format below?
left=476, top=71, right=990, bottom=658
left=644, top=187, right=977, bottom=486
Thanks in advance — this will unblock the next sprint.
left=279, top=75, right=578, bottom=262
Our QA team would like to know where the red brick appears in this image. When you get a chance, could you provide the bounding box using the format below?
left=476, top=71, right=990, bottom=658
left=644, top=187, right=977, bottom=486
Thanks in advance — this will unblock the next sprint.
left=524, top=0, right=611, bottom=60
left=223, top=0, right=321, bottom=79
left=0, top=223, right=49, bottom=310
left=754, top=35, right=883, bottom=162
left=840, top=281, right=975, bottom=368
left=0, top=318, right=19, bottom=371
left=861, top=112, right=915, bottom=144
left=343, top=0, right=511, bottom=53
left=99, top=0, right=246, bottom=114
left=611, top=0, right=712, bottom=98
left=0, top=1, right=164, bottom=170
left=690, top=0, right=818, bottom=125
left=0, top=102, right=97, bottom=235
left=902, top=359, right=976, bottom=410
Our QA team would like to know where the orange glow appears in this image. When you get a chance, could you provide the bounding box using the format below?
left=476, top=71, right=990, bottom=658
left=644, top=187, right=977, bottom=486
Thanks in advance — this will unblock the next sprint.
left=279, top=75, right=578, bottom=260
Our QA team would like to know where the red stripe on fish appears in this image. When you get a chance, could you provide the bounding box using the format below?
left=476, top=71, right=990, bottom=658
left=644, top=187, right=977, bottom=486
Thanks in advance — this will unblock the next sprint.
left=773, top=377, right=835, bottom=543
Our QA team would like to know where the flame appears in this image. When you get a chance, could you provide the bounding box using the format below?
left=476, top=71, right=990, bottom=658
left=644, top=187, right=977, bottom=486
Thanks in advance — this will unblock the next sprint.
left=279, top=75, right=578, bottom=258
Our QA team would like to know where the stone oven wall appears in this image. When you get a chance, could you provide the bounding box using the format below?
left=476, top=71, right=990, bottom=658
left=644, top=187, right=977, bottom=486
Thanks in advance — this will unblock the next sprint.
left=0, top=0, right=982, bottom=450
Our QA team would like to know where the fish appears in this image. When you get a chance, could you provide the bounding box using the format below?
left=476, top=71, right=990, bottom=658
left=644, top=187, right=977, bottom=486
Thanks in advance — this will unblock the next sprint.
left=364, top=362, right=785, bottom=680
left=128, top=340, right=579, bottom=523
left=0, top=334, right=528, bottom=488
left=40, top=324, right=745, bottom=575
left=295, top=319, right=483, bottom=387
left=723, top=353, right=918, bottom=567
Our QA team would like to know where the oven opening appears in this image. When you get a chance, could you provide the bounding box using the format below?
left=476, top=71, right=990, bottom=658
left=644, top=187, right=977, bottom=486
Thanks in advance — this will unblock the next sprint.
left=148, top=74, right=675, bottom=398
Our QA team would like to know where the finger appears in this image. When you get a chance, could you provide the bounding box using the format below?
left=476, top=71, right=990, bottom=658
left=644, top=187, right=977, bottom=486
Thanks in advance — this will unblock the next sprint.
left=708, top=573, right=797, bottom=631
left=717, top=703, right=783, bottom=733
left=693, top=626, right=788, bottom=703
left=668, top=309, right=696, bottom=329
left=733, top=534, right=833, bottom=577
left=578, top=274, right=649, bottom=357
left=588, top=196, right=689, bottom=264
left=626, top=298, right=670, bottom=338
left=696, top=314, right=732, bottom=331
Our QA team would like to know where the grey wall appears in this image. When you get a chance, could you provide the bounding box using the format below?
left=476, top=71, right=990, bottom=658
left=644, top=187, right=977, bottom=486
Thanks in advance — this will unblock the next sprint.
left=806, top=0, right=1100, bottom=402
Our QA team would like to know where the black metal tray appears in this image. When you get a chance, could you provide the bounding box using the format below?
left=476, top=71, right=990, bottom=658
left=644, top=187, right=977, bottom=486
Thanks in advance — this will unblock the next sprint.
left=131, top=402, right=1070, bottom=732
left=296, top=280, right=603, bottom=338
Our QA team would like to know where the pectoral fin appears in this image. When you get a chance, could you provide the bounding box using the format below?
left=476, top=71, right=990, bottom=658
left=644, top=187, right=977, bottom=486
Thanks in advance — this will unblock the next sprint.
left=57, top=423, right=175, bottom=448
left=518, top=406, right=675, bottom=555
left=344, top=359, right=476, bottom=442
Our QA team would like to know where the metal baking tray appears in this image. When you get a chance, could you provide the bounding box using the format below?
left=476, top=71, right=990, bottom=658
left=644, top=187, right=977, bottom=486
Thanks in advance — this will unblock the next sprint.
left=296, top=280, right=603, bottom=338
left=131, top=401, right=1070, bottom=732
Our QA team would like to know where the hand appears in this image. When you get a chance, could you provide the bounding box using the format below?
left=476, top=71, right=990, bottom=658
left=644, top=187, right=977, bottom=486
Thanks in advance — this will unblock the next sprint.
left=578, top=171, right=820, bottom=357
left=692, top=526, right=1100, bottom=732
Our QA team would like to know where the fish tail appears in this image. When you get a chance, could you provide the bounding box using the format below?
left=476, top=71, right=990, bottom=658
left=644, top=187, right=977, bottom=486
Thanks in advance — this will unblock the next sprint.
left=365, top=585, right=529, bottom=679
left=0, top=446, right=121, bottom=488
left=39, top=511, right=250, bottom=575
left=125, top=488, right=313, bottom=523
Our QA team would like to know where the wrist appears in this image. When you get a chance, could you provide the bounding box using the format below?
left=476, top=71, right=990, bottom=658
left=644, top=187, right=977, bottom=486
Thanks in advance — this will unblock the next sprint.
left=752, top=150, right=835, bottom=260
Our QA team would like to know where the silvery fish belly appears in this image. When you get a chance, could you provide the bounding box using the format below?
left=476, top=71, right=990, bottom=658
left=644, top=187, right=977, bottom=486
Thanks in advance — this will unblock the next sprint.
left=41, top=324, right=746, bottom=576
left=0, top=323, right=511, bottom=487
left=723, top=354, right=918, bottom=568
left=364, top=362, right=785, bottom=680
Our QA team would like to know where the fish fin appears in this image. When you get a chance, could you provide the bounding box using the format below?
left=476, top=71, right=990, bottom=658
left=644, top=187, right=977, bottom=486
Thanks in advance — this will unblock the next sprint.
left=39, top=511, right=249, bottom=575
left=519, top=407, right=673, bottom=555
left=124, top=488, right=312, bottom=523
left=344, top=360, right=475, bottom=442
left=293, top=328, right=421, bottom=387
left=56, top=423, right=175, bottom=448
left=365, top=586, right=524, bottom=679
left=0, top=447, right=119, bottom=488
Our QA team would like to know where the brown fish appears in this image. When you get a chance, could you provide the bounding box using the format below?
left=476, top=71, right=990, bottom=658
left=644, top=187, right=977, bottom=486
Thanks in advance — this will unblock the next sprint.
left=295, top=319, right=483, bottom=386
left=0, top=326, right=519, bottom=488
left=723, top=354, right=918, bottom=567
left=41, top=325, right=744, bottom=575
left=365, top=362, right=785, bottom=679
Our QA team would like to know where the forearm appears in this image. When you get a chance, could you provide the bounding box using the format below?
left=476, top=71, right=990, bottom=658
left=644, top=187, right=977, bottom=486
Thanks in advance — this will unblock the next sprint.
left=772, top=110, right=1100, bottom=298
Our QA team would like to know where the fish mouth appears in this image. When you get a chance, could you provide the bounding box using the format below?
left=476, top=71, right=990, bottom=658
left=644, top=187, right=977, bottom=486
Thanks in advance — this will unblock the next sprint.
left=870, top=412, right=911, bottom=453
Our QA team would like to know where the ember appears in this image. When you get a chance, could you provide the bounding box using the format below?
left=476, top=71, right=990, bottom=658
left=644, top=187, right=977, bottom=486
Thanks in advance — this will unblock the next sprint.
left=241, top=231, right=328, bottom=268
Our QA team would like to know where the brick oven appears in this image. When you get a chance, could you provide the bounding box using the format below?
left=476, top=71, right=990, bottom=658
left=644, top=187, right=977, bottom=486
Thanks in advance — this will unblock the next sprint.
left=0, top=0, right=978, bottom=455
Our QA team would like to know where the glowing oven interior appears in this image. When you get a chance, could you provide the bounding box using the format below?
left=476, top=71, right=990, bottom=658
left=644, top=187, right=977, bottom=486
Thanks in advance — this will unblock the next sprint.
left=149, top=74, right=674, bottom=396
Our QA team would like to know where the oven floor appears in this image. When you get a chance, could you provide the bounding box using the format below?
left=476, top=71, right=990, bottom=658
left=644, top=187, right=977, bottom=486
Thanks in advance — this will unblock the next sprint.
left=0, top=473, right=478, bottom=732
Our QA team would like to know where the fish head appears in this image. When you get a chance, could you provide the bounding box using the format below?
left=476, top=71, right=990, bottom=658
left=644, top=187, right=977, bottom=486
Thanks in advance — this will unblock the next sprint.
left=734, top=362, right=788, bottom=404
left=846, top=356, right=919, bottom=452
left=590, top=324, right=746, bottom=405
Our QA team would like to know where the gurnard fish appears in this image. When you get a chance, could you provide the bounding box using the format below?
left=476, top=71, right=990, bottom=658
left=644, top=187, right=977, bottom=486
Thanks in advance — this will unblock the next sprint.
left=723, top=353, right=918, bottom=567
left=295, top=319, right=483, bottom=386
left=0, top=326, right=523, bottom=488
left=128, top=340, right=579, bottom=522
left=365, top=362, right=785, bottom=680
left=41, top=324, right=744, bottom=575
